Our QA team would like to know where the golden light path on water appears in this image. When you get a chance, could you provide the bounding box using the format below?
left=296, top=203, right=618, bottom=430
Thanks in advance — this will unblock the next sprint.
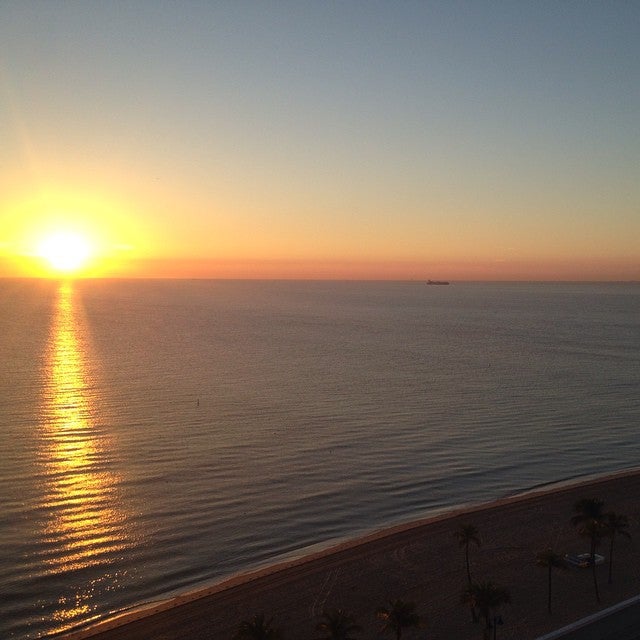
left=37, top=282, right=132, bottom=634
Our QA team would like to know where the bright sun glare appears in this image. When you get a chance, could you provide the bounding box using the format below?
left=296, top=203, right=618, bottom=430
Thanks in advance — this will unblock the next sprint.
left=37, top=231, right=93, bottom=274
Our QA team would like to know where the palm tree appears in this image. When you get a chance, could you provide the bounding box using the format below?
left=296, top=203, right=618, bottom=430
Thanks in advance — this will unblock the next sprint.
left=455, top=523, right=481, bottom=586
left=571, top=498, right=606, bottom=602
left=467, top=581, right=510, bottom=640
left=233, top=614, right=283, bottom=640
left=376, top=600, right=421, bottom=640
left=604, top=511, right=631, bottom=584
left=315, top=609, right=361, bottom=640
left=536, top=548, right=565, bottom=614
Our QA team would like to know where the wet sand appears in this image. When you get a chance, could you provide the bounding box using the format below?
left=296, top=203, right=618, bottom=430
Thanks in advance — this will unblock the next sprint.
left=64, top=469, right=640, bottom=640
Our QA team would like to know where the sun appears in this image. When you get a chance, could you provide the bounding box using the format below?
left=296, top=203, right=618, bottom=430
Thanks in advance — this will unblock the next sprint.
left=37, top=231, right=93, bottom=274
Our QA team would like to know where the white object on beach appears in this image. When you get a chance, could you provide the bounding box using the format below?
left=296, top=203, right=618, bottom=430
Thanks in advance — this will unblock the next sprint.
left=564, top=553, right=605, bottom=568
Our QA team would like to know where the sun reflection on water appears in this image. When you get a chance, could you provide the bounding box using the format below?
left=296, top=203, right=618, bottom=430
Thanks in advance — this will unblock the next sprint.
left=37, top=282, right=131, bottom=632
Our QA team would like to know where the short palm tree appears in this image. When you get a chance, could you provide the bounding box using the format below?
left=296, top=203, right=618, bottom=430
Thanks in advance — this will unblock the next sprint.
left=468, top=581, right=510, bottom=640
left=455, top=523, right=481, bottom=586
left=315, top=608, right=361, bottom=640
left=571, top=498, right=606, bottom=602
left=536, top=548, right=565, bottom=613
left=233, top=614, right=283, bottom=640
left=376, top=600, right=421, bottom=640
left=604, top=511, right=631, bottom=584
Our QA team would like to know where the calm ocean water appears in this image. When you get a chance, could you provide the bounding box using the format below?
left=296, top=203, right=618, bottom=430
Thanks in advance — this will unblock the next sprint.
left=1, top=279, right=639, bottom=638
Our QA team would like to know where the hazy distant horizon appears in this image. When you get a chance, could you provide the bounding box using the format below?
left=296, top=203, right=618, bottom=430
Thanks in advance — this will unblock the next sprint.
left=1, top=274, right=639, bottom=284
left=2, top=255, right=639, bottom=282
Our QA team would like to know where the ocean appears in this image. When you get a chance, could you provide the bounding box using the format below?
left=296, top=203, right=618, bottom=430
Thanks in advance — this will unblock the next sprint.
left=1, top=279, right=639, bottom=639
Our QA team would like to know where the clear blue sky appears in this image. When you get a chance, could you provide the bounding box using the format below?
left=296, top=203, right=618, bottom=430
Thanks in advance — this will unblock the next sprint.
left=1, top=1, right=639, bottom=279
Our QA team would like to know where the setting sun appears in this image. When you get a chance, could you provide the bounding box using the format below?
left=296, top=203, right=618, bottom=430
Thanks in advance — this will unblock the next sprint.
left=37, top=231, right=93, bottom=274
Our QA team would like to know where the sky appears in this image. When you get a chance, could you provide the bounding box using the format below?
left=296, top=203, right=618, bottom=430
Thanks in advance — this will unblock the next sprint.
left=1, top=1, right=638, bottom=280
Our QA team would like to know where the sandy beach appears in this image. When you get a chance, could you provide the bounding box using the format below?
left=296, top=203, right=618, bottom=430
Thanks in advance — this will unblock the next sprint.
left=63, top=470, right=640, bottom=640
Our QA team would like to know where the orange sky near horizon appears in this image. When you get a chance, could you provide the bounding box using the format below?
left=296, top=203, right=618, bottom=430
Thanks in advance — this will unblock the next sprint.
left=4, top=250, right=638, bottom=282
left=1, top=178, right=638, bottom=281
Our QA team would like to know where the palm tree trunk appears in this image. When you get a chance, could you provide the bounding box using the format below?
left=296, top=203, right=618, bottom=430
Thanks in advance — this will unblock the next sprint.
left=591, top=537, right=600, bottom=602
left=608, top=536, right=615, bottom=584
left=482, top=611, right=491, bottom=640
left=466, top=546, right=479, bottom=622
left=547, top=565, right=552, bottom=613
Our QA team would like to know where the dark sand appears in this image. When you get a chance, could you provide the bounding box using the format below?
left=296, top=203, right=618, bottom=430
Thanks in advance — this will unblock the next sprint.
left=64, top=470, right=640, bottom=640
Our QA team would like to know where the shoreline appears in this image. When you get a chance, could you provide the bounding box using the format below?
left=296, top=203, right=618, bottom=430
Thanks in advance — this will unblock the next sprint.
left=62, top=466, right=640, bottom=640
